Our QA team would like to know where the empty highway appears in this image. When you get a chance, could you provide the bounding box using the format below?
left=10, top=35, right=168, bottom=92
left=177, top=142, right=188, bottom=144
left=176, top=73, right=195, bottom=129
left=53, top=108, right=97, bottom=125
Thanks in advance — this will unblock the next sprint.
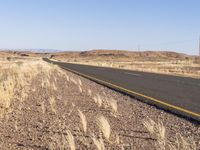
left=44, top=58, right=200, bottom=121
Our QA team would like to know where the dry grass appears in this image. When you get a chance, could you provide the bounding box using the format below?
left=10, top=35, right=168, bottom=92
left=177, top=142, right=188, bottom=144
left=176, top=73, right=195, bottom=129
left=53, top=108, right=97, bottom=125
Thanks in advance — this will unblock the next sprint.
left=143, top=118, right=166, bottom=147
left=66, top=130, right=76, bottom=150
left=49, top=96, right=57, bottom=114
left=92, top=136, right=105, bottom=150
left=0, top=58, right=61, bottom=118
left=77, top=109, right=87, bottom=134
left=78, top=85, right=83, bottom=93
left=88, top=89, right=92, bottom=96
left=143, top=118, right=197, bottom=150
left=93, top=94, right=103, bottom=107
left=0, top=56, right=197, bottom=149
left=109, top=98, right=118, bottom=115
left=96, top=115, right=111, bottom=141
left=78, top=78, right=82, bottom=86
left=167, top=133, right=197, bottom=150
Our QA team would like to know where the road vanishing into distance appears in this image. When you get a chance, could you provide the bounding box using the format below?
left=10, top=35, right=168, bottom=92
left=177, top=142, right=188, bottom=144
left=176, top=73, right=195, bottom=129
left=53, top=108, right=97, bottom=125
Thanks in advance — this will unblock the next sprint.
left=44, top=58, right=200, bottom=122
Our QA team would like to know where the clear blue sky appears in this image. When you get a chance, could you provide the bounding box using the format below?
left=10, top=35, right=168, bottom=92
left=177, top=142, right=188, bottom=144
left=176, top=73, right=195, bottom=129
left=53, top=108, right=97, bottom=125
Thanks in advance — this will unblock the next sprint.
left=0, top=0, right=199, bottom=55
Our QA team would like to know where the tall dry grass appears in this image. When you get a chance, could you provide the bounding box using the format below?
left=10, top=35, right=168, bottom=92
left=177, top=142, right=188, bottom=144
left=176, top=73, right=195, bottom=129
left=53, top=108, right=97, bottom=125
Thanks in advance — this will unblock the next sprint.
left=96, top=115, right=111, bottom=141
left=0, top=58, right=62, bottom=118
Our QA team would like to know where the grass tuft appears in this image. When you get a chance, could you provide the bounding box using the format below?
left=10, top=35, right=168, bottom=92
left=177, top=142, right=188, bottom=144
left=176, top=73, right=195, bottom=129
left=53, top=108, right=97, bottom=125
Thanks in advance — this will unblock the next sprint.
left=96, top=115, right=111, bottom=141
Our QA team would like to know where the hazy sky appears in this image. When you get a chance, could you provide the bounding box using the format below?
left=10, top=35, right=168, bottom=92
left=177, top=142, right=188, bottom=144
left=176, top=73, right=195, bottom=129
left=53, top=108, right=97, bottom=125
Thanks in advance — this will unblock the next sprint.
left=0, top=0, right=199, bottom=54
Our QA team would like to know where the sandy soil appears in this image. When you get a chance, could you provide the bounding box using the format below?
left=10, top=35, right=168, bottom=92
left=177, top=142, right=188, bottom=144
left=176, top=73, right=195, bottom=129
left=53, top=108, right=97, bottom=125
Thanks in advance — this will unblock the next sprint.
left=0, top=63, right=199, bottom=150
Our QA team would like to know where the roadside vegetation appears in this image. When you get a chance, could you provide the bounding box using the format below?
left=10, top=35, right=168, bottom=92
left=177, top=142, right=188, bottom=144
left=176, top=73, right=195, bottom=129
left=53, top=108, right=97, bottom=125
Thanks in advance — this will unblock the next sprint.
left=0, top=57, right=198, bottom=149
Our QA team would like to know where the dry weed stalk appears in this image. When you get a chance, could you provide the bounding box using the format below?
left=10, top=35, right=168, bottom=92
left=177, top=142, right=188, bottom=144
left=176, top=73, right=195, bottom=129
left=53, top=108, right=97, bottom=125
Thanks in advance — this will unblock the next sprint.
left=66, top=130, right=76, bottom=150
left=41, top=101, right=45, bottom=114
left=96, top=115, right=111, bottom=140
left=49, top=96, right=56, bottom=114
left=77, top=109, right=87, bottom=134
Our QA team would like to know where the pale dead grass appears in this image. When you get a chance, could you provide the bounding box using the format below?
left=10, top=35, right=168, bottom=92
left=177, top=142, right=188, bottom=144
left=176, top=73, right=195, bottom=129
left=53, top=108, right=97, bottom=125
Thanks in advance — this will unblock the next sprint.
left=96, top=115, right=111, bottom=141
left=143, top=118, right=197, bottom=150
left=0, top=58, right=62, bottom=118
left=77, top=109, right=87, bottom=134
left=92, top=136, right=105, bottom=150
left=109, top=98, right=118, bottom=115
left=49, top=96, right=57, bottom=114
left=66, top=130, right=76, bottom=150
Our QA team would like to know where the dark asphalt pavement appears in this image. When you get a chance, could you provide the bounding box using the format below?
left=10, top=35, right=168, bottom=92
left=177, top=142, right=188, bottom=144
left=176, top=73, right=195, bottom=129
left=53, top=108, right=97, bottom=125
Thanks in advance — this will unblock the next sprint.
left=44, top=58, right=200, bottom=121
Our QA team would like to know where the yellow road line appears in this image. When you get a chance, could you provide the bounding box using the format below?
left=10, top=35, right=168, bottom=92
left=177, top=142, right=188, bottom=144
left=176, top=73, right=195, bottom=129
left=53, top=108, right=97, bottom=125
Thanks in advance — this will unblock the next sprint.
left=59, top=64, right=200, bottom=119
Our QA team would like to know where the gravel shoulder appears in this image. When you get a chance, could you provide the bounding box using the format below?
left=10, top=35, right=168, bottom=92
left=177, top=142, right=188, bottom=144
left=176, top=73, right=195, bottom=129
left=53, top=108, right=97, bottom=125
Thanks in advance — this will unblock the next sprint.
left=0, top=66, right=199, bottom=150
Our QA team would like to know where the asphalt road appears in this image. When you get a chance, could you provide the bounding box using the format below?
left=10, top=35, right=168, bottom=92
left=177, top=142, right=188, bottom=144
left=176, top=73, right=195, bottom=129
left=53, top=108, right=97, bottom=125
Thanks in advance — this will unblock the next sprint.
left=44, top=58, right=200, bottom=121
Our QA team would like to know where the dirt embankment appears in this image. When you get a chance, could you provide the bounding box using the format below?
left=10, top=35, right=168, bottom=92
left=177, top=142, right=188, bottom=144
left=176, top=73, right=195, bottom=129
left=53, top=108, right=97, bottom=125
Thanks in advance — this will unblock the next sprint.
left=0, top=58, right=199, bottom=149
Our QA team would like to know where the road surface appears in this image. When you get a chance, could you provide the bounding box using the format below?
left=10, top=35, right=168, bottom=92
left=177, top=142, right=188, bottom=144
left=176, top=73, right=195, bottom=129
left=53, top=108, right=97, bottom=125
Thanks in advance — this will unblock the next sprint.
left=44, top=58, right=200, bottom=122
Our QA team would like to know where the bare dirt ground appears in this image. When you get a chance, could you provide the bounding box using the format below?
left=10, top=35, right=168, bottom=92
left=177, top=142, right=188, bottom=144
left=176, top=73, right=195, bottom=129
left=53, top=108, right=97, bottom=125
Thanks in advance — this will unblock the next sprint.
left=0, top=58, right=199, bottom=150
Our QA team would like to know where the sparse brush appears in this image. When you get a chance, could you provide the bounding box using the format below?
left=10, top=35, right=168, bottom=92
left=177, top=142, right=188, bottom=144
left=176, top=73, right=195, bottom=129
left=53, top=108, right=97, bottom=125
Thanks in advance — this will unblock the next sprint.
left=77, top=109, right=87, bottom=134
left=96, top=115, right=111, bottom=141
left=66, top=130, right=76, bottom=150
left=92, top=136, right=105, bottom=150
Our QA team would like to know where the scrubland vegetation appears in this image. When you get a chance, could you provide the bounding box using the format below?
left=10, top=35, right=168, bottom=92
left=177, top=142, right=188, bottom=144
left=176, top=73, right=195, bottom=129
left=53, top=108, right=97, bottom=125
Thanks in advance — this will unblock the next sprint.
left=0, top=57, right=199, bottom=149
